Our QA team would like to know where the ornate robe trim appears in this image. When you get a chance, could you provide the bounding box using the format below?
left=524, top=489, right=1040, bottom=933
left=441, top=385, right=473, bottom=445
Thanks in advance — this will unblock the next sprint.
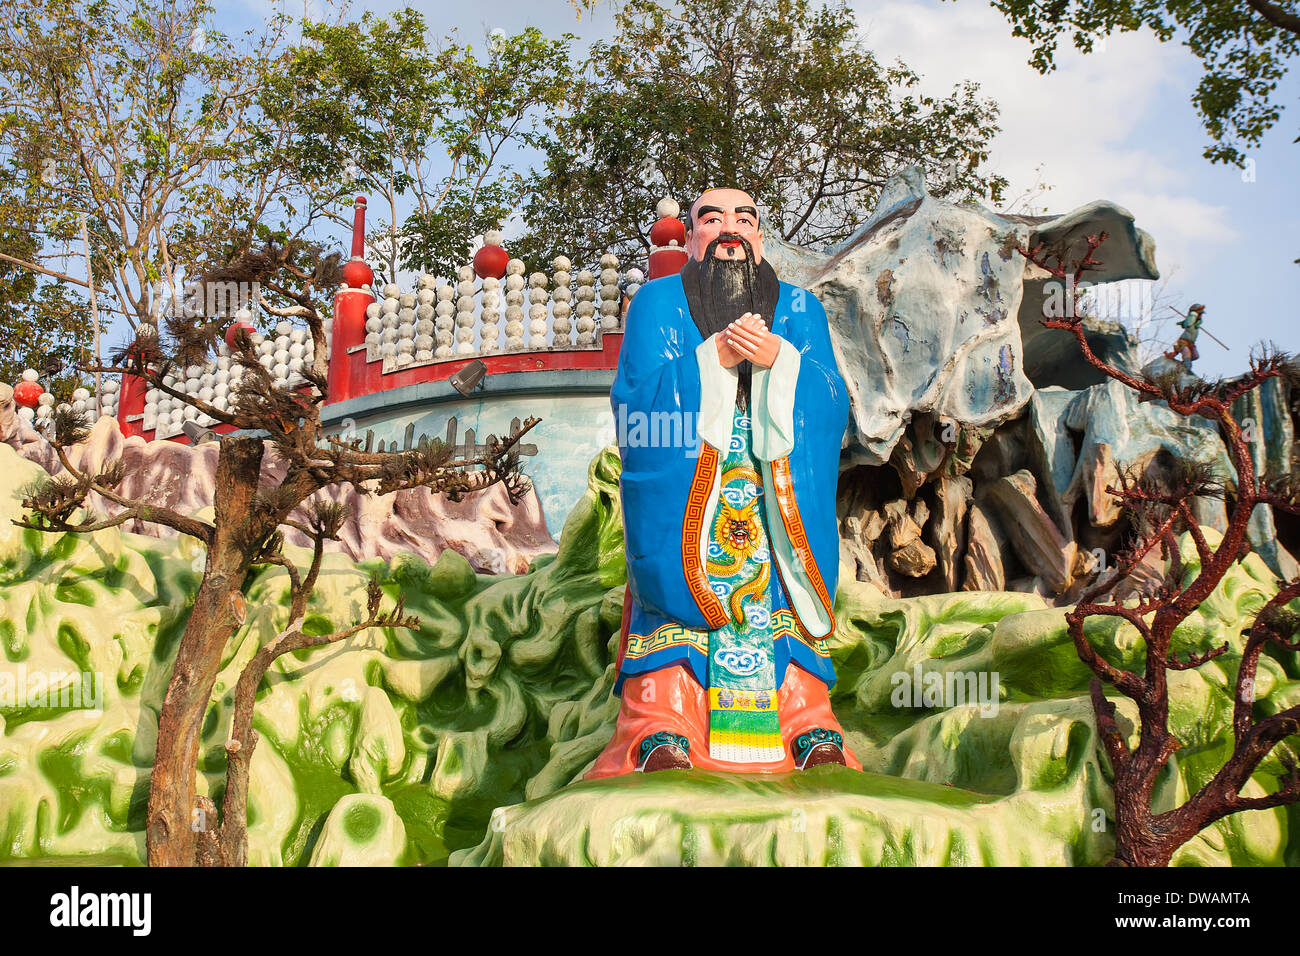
left=624, top=621, right=710, bottom=660
left=682, top=443, right=730, bottom=628
left=769, top=455, right=836, bottom=627
left=708, top=687, right=778, bottom=712
left=618, top=608, right=827, bottom=665
left=773, top=607, right=831, bottom=659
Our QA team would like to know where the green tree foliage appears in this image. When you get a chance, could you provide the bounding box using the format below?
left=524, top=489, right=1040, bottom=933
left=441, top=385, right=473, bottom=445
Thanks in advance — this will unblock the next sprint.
left=279, top=12, right=575, bottom=282
left=518, top=0, right=1006, bottom=268
left=0, top=165, right=95, bottom=386
left=0, top=0, right=575, bottom=357
left=960, top=0, right=1300, bottom=166
left=0, top=0, right=326, bottom=334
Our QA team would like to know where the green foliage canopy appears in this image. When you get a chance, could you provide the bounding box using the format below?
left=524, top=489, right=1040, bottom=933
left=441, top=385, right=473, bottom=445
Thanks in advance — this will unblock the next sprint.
left=960, top=0, right=1300, bottom=166
left=518, top=0, right=1007, bottom=269
left=279, top=11, right=576, bottom=282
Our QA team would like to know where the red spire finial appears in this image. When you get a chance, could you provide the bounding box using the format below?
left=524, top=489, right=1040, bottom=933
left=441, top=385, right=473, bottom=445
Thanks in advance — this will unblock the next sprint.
left=342, top=195, right=374, bottom=288
left=350, top=196, right=368, bottom=259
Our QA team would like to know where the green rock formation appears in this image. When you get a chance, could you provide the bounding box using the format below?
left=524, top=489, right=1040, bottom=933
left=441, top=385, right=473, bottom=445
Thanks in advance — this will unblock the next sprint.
left=0, top=441, right=1294, bottom=866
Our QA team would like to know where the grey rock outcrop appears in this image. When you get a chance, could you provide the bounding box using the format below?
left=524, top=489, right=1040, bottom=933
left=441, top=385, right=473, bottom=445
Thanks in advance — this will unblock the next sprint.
left=764, top=165, right=1160, bottom=469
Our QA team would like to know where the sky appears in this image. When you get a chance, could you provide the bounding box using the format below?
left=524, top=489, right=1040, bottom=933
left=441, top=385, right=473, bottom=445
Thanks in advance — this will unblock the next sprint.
left=199, top=0, right=1300, bottom=381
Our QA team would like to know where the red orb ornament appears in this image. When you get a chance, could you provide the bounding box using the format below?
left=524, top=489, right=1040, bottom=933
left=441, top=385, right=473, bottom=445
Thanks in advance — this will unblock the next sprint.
left=13, top=380, right=43, bottom=409
left=649, top=216, right=686, bottom=248
left=225, top=320, right=257, bottom=351
left=341, top=257, right=374, bottom=289
left=473, top=243, right=509, bottom=280
left=648, top=246, right=689, bottom=280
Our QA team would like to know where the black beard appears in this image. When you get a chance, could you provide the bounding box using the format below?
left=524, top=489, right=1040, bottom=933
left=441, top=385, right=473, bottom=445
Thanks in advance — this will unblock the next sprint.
left=687, top=234, right=774, bottom=411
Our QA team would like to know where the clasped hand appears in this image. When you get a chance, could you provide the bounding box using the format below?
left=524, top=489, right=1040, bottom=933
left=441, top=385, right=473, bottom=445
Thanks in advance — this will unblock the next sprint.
left=716, top=312, right=781, bottom=369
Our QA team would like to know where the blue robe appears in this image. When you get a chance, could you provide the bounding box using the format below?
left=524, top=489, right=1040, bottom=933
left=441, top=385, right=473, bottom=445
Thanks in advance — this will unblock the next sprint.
left=612, top=271, right=848, bottom=695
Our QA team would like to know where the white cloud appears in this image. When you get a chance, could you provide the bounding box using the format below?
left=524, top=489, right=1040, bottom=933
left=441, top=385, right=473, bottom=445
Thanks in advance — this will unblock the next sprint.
left=850, top=0, right=1240, bottom=273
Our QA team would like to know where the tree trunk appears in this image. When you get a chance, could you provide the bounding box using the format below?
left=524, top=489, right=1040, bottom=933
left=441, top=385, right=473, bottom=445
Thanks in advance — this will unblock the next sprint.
left=1111, top=768, right=1187, bottom=867
left=1113, top=814, right=1176, bottom=867
left=146, top=437, right=264, bottom=866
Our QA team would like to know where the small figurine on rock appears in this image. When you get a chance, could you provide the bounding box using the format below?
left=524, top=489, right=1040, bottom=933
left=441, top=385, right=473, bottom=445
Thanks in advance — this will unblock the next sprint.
left=1163, top=303, right=1208, bottom=367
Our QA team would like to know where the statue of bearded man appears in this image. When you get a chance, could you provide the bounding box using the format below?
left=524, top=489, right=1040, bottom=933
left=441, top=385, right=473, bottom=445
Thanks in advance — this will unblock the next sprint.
left=587, top=188, right=861, bottom=776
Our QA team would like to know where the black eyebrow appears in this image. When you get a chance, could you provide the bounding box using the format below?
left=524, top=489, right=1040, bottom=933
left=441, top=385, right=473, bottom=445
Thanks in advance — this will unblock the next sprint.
left=695, top=204, right=759, bottom=221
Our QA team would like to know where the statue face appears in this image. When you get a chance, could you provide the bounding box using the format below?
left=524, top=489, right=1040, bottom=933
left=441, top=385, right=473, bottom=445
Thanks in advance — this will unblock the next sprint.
left=687, top=188, right=764, bottom=264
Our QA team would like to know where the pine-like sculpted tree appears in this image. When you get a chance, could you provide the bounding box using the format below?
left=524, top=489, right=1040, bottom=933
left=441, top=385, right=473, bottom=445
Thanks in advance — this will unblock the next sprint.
left=1022, top=233, right=1300, bottom=866
left=14, top=239, right=537, bottom=866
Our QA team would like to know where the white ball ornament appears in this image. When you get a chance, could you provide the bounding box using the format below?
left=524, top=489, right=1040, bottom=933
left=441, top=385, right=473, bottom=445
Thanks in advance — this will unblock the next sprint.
left=656, top=197, right=680, bottom=219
